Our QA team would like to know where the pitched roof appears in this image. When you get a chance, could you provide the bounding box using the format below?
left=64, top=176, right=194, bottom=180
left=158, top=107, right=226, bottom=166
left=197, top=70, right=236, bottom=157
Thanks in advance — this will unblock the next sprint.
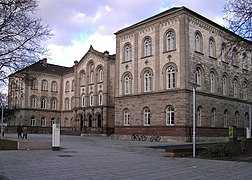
left=115, top=6, right=251, bottom=44
left=10, top=58, right=73, bottom=77
left=78, top=45, right=116, bottom=62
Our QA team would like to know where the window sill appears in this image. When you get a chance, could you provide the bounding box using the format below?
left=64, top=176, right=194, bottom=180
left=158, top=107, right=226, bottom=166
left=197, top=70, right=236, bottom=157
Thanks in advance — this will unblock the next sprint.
left=163, top=49, right=176, bottom=54
left=141, top=55, right=153, bottom=59
left=233, top=64, right=239, bottom=68
left=221, top=60, right=229, bottom=64
left=195, top=51, right=204, bottom=56
left=122, top=60, right=132, bottom=64
left=209, top=56, right=217, bottom=60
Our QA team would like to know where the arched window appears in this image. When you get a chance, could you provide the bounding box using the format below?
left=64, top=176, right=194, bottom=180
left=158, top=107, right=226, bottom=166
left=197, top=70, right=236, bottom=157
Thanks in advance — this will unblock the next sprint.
left=80, top=72, right=85, bottom=86
left=241, top=52, right=247, bottom=69
left=221, top=43, right=226, bottom=61
left=99, top=69, right=103, bottom=82
left=41, top=117, right=46, bottom=127
left=125, top=74, right=131, bottom=95
left=196, top=106, right=202, bottom=126
left=124, top=109, right=130, bottom=126
left=98, top=92, right=103, bottom=106
left=81, top=95, right=85, bottom=107
left=166, top=106, right=174, bottom=125
left=211, top=108, right=216, bottom=127
left=195, top=32, right=202, bottom=52
left=233, top=78, right=238, bottom=98
left=41, top=80, right=48, bottom=91
left=144, top=71, right=152, bottom=92
left=241, top=81, right=248, bottom=100
left=125, top=44, right=132, bottom=61
left=244, top=113, right=249, bottom=128
left=41, top=97, right=46, bottom=109
left=90, top=93, right=94, bottom=106
left=224, top=109, right=228, bottom=127
left=71, top=80, right=75, bottom=91
left=222, top=75, right=227, bottom=95
left=143, top=107, right=150, bottom=126
left=31, top=116, right=36, bottom=126
left=31, top=79, right=38, bottom=90
left=167, top=66, right=175, bottom=89
left=90, top=63, right=94, bottom=84
left=234, top=111, right=239, bottom=126
left=209, top=38, right=215, bottom=57
left=210, top=71, right=215, bottom=93
left=30, top=96, right=36, bottom=108
left=71, top=97, right=74, bottom=110
left=65, top=81, right=70, bottom=92
left=51, top=81, right=57, bottom=92
left=51, top=98, right=57, bottom=110
left=90, top=72, right=94, bottom=84
left=196, top=67, right=202, bottom=90
left=65, top=98, right=69, bottom=110
left=144, top=38, right=152, bottom=57
left=232, top=48, right=238, bottom=65
left=167, top=31, right=175, bottom=51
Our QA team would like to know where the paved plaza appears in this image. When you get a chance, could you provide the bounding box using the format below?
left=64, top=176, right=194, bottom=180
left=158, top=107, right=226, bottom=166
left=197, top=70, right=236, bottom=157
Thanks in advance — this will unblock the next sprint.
left=0, top=134, right=252, bottom=180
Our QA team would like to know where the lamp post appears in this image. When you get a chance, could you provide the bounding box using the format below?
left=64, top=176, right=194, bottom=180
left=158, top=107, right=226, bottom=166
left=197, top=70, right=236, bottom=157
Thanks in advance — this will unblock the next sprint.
left=192, top=85, right=196, bottom=158
left=190, top=82, right=200, bottom=158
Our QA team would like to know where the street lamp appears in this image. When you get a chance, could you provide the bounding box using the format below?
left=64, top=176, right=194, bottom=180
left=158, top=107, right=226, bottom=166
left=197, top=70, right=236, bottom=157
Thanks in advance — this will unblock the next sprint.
left=190, top=82, right=200, bottom=158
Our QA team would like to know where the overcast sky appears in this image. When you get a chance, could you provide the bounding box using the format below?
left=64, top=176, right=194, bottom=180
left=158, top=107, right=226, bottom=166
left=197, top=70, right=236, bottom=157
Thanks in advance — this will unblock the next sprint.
left=38, top=0, right=227, bottom=67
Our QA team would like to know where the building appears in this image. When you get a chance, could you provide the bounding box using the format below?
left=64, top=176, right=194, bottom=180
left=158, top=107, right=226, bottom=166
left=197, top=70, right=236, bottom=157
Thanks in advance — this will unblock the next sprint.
left=8, top=46, right=116, bottom=134
left=8, top=7, right=251, bottom=141
left=114, top=7, right=251, bottom=141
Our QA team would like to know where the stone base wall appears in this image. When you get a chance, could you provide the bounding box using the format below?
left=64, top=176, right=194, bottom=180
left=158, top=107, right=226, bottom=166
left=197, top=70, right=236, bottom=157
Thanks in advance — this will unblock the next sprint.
left=114, top=126, right=246, bottom=142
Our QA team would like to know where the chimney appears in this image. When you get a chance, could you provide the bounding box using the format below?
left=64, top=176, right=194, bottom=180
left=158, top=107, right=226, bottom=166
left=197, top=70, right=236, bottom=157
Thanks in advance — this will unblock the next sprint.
left=40, top=58, right=47, bottom=67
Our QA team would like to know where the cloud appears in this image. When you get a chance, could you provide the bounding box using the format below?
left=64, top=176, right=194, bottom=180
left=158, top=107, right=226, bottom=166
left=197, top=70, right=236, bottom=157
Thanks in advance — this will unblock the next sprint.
left=38, top=0, right=226, bottom=67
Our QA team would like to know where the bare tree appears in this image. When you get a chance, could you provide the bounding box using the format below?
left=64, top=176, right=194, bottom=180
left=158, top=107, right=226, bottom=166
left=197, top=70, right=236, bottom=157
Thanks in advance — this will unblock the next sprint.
left=224, top=0, right=252, bottom=41
left=0, top=0, right=51, bottom=84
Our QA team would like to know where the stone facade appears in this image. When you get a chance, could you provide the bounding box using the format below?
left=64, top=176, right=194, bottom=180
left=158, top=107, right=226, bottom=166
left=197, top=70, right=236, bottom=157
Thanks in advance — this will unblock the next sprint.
left=8, top=7, right=251, bottom=141
left=114, top=7, right=251, bottom=141
left=8, top=46, right=116, bottom=135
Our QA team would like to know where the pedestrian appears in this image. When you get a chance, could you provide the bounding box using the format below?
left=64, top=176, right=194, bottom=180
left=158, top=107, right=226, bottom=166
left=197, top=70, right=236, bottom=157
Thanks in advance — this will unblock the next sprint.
left=23, top=127, right=28, bottom=139
left=17, top=125, right=23, bottom=138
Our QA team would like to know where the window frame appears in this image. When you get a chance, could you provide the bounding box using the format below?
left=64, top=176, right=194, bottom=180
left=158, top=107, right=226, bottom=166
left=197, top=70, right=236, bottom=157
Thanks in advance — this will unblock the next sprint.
left=167, top=66, right=175, bottom=89
left=90, top=93, right=94, bottom=106
left=81, top=95, right=86, bottom=107
left=30, top=96, right=36, bottom=108
left=98, top=92, right=103, bottom=106
left=211, top=108, right=216, bottom=127
left=124, top=43, right=132, bottom=62
left=51, top=98, right=57, bottom=110
left=65, top=81, right=70, bottom=92
left=224, top=109, right=228, bottom=128
left=167, top=30, right=175, bottom=51
left=31, top=116, right=36, bottom=126
left=41, top=80, right=48, bottom=91
left=143, top=107, right=151, bottom=126
left=124, top=109, right=130, bottom=126
left=143, top=37, right=152, bottom=57
left=41, top=117, right=46, bottom=127
left=41, top=97, right=46, bottom=109
left=166, top=106, right=174, bottom=126
left=144, top=71, right=152, bottom=92
left=51, top=81, right=57, bottom=92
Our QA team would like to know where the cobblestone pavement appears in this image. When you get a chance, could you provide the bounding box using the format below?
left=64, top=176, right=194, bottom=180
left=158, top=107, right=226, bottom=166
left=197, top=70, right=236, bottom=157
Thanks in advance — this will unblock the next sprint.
left=0, top=134, right=252, bottom=180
